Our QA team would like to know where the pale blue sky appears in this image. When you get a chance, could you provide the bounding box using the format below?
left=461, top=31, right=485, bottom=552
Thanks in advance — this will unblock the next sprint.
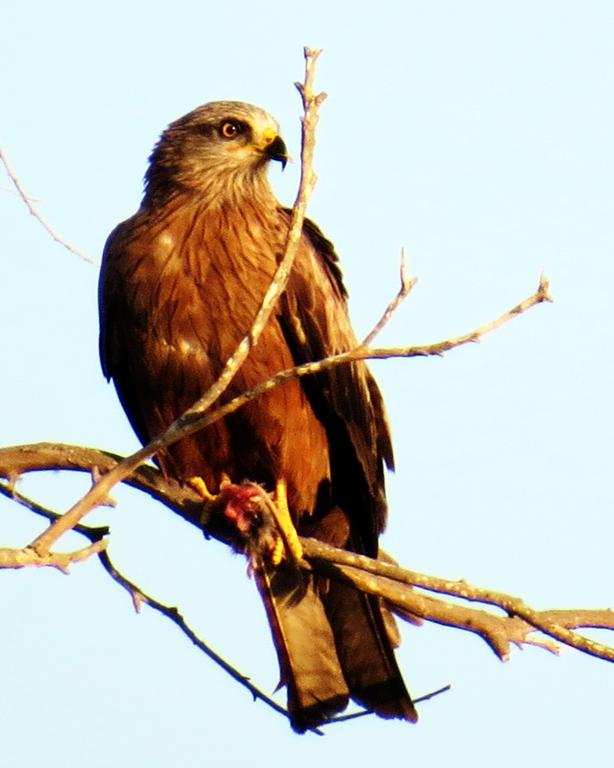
left=2, top=2, right=613, bottom=766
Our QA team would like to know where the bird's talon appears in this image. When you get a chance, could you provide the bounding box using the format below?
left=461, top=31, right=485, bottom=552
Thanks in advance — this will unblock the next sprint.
left=189, top=475, right=218, bottom=503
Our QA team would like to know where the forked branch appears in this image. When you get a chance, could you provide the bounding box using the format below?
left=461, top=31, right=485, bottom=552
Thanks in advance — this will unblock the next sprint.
left=1, top=451, right=612, bottom=668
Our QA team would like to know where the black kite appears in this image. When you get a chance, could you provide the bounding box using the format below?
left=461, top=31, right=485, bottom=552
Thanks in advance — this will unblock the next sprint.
left=98, top=101, right=416, bottom=731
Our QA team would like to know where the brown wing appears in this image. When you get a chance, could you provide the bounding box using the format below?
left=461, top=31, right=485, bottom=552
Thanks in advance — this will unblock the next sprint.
left=280, top=210, right=394, bottom=557
left=99, top=215, right=152, bottom=446
left=275, top=212, right=416, bottom=724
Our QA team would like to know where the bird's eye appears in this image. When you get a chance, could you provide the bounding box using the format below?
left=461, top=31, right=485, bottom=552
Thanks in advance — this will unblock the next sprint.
left=220, top=120, right=242, bottom=140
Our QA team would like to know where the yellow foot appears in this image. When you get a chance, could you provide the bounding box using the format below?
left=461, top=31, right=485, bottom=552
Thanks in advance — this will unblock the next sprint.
left=188, top=476, right=217, bottom=503
left=270, top=478, right=303, bottom=565
left=189, top=473, right=232, bottom=501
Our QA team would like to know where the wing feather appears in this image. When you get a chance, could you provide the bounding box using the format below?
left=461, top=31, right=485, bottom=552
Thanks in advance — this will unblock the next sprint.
left=280, top=211, right=394, bottom=554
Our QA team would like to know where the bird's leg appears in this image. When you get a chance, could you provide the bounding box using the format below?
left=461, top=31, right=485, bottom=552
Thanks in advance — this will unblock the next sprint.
left=270, top=478, right=303, bottom=566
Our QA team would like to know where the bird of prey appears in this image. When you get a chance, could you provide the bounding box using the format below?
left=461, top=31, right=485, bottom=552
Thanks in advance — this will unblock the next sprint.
left=98, top=100, right=416, bottom=731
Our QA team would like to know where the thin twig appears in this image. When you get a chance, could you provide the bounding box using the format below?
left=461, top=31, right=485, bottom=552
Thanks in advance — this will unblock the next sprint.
left=174, top=273, right=551, bottom=450
left=0, top=147, right=94, bottom=264
left=0, top=481, right=110, bottom=540
left=362, top=248, right=417, bottom=346
left=96, top=550, right=294, bottom=723
left=329, top=684, right=451, bottom=725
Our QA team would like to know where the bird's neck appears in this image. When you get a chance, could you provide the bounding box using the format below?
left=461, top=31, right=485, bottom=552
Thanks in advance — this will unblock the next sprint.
left=143, top=164, right=276, bottom=213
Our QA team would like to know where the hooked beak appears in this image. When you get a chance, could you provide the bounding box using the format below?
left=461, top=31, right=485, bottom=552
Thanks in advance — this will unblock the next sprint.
left=263, top=134, right=288, bottom=169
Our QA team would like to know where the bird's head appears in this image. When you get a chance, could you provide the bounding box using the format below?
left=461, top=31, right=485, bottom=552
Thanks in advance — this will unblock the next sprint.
left=144, top=101, right=288, bottom=206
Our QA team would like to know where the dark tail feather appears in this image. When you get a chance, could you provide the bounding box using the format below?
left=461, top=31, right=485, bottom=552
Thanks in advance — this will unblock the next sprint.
left=321, top=579, right=418, bottom=723
left=255, top=565, right=350, bottom=732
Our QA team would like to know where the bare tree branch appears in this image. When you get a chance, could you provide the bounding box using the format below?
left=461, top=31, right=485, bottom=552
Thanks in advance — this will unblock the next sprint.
left=0, top=444, right=200, bottom=527
left=0, top=536, right=106, bottom=572
left=34, top=264, right=546, bottom=562
left=1, top=448, right=612, bottom=668
left=299, top=539, right=614, bottom=663
left=0, top=147, right=95, bottom=264
left=95, top=547, right=296, bottom=722
left=362, top=248, right=417, bottom=346
left=0, top=481, right=296, bottom=724
left=0, top=259, right=548, bottom=562
left=176, top=272, right=551, bottom=449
